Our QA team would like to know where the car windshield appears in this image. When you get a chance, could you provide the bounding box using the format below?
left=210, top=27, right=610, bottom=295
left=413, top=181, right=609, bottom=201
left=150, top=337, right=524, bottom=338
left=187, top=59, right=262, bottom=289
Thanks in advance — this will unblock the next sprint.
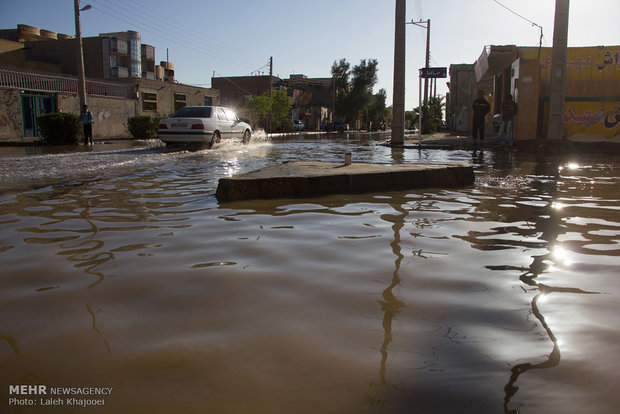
left=224, top=108, right=238, bottom=121
left=170, top=107, right=212, bottom=118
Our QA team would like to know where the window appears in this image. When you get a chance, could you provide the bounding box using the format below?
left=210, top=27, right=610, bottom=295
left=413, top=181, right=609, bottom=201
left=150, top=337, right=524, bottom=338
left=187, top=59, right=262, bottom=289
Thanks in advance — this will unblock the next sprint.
left=174, top=93, right=186, bottom=111
left=217, top=108, right=228, bottom=121
left=171, top=107, right=212, bottom=118
left=224, top=108, right=238, bottom=122
left=204, top=96, right=213, bottom=106
left=143, top=92, right=157, bottom=111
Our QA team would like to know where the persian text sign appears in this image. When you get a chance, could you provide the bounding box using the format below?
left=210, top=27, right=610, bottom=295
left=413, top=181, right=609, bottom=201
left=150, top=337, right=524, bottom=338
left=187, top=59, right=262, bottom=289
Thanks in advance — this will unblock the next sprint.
left=419, top=67, right=447, bottom=78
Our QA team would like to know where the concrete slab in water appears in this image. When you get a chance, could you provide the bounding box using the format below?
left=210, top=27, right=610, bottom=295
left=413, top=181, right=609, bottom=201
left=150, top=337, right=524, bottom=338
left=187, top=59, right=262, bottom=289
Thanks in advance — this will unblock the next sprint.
left=216, top=161, right=474, bottom=202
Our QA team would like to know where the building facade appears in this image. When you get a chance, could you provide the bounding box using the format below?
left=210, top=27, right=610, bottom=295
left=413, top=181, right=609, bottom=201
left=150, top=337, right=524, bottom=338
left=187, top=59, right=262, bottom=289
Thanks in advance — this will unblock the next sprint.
left=1, top=26, right=171, bottom=82
left=0, top=66, right=219, bottom=141
left=284, top=75, right=333, bottom=130
left=467, top=44, right=620, bottom=143
left=0, top=25, right=219, bottom=141
left=211, top=75, right=281, bottom=110
left=212, top=74, right=334, bottom=131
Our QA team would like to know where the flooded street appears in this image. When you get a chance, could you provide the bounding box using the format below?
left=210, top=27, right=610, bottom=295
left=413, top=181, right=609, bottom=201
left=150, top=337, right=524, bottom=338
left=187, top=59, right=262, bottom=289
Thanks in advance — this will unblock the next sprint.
left=1, top=134, right=619, bottom=413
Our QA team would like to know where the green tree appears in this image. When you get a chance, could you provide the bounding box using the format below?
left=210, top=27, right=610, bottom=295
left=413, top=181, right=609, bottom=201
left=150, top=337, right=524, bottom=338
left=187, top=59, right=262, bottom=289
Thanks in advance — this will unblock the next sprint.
left=244, top=89, right=292, bottom=132
left=245, top=93, right=271, bottom=130
left=331, top=58, right=384, bottom=127
left=331, top=58, right=350, bottom=91
left=414, top=96, right=445, bottom=134
left=369, top=88, right=389, bottom=121
left=271, top=89, right=292, bottom=130
left=331, top=58, right=351, bottom=121
left=405, top=110, right=416, bottom=130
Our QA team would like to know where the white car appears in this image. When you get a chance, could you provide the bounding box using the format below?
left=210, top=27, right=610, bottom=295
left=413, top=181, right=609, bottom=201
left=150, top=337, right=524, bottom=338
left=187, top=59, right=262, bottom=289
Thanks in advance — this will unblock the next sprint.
left=158, top=106, right=252, bottom=147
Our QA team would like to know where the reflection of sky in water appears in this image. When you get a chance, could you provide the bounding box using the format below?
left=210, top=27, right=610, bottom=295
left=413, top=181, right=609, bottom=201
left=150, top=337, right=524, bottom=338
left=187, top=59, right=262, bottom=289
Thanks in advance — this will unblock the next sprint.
left=0, top=138, right=619, bottom=413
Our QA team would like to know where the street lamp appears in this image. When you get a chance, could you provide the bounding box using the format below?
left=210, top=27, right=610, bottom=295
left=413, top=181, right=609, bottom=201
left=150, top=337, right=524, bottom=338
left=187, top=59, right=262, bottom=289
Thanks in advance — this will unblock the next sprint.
left=74, top=1, right=91, bottom=111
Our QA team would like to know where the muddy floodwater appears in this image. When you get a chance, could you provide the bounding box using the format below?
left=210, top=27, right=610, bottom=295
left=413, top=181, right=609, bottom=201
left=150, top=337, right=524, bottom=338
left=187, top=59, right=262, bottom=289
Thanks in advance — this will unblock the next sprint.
left=1, top=134, right=619, bottom=413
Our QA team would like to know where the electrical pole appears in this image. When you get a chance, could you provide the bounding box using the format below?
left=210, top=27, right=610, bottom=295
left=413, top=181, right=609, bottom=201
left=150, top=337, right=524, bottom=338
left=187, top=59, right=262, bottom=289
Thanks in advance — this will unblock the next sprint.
left=268, top=56, right=273, bottom=132
left=407, top=19, right=431, bottom=104
left=74, top=0, right=88, bottom=111
left=424, top=19, right=430, bottom=104
left=547, top=0, right=570, bottom=140
left=391, top=0, right=406, bottom=146
left=269, top=56, right=273, bottom=98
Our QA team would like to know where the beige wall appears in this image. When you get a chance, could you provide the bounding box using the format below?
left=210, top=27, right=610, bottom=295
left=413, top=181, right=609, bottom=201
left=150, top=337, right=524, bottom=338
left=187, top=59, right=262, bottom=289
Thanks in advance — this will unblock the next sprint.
left=0, top=78, right=220, bottom=141
left=513, top=57, right=541, bottom=142
left=118, top=79, right=220, bottom=118
left=57, top=93, right=137, bottom=139
left=0, top=87, right=22, bottom=140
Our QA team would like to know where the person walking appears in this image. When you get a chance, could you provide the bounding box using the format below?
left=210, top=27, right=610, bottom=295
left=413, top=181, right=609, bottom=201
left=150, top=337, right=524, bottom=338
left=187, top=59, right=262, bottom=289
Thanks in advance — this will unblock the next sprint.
left=472, top=90, right=490, bottom=146
left=79, top=104, right=94, bottom=146
left=498, top=95, right=518, bottom=147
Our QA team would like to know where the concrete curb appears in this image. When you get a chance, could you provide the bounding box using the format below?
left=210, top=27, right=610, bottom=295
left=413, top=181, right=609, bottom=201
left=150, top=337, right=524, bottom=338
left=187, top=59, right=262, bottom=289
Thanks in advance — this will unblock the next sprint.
left=216, top=161, right=475, bottom=202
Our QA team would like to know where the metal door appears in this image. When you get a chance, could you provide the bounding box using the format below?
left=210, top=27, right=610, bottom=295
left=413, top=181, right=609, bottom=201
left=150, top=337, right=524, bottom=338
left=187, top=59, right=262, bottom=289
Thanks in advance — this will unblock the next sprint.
left=21, top=93, right=55, bottom=137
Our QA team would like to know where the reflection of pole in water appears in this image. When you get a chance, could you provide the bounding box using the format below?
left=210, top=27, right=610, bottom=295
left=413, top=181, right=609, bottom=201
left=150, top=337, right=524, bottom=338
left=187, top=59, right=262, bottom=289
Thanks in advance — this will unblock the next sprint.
left=502, top=159, right=599, bottom=413
left=378, top=202, right=408, bottom=385
left=87, top=304, right=112, bottom=354
left=363, top=197, right=409, bottom=407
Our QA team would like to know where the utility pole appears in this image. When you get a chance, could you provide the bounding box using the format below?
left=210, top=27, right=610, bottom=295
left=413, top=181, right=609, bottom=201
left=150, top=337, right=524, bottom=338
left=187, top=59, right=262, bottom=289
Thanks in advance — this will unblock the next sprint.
left=424, top=19, right=430, bottom=104
left=74, top=0, right=90, bottom=111
left=391, top=0, right=406, bottom=146
left=407, top=19, right=430, bottom=104
left=268, top=56, right=273, bottom=132
left=547, top=0, right=570, bottom=140
left=269, top=56, right=273, bottom=98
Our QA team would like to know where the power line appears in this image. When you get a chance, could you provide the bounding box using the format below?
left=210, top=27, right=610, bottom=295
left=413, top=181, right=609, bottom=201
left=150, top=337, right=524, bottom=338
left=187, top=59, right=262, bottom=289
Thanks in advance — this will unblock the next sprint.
left=89, top=5, right=242, bottom=65
left=493, top=0, right=543, bottom=31
left=212, top=71, right=258, bottom=97
left=94, top=0, right=260, bottom=63
left=88, top=0, right=263, bottom=72
left=493, top=0, right=545, bottom=52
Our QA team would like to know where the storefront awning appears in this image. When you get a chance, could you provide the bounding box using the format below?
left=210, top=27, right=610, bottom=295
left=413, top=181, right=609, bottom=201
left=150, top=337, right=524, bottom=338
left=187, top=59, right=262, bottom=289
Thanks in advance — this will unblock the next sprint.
left=474, top=45, right=518, bottom=83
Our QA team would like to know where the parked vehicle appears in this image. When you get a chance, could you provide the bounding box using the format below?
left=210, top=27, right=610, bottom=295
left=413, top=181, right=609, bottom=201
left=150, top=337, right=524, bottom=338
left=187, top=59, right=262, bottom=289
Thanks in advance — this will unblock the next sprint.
left=293, top=120, right=305, bottom=131
left=324, top=121, right=350, bottom=132
left=370, top=117, right=386, bottom=131
left=158, top=106, right=252, bottom=148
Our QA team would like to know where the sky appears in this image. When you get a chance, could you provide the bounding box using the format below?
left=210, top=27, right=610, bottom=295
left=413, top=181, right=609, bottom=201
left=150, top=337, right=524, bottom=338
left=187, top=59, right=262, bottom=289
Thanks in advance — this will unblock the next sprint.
left=1, top=0, right=619, bottom=110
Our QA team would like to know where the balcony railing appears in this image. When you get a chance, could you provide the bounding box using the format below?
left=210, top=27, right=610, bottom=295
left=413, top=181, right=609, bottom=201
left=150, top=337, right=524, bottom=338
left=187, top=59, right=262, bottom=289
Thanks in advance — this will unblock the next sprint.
left=0, top=65, right=134, bottom=98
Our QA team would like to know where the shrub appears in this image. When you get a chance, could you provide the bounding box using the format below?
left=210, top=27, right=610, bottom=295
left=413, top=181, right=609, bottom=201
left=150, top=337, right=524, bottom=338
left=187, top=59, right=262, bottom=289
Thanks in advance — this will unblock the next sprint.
left=127, top=115, right=158, bottom=139
left=37, top=112, right=82, bottom=145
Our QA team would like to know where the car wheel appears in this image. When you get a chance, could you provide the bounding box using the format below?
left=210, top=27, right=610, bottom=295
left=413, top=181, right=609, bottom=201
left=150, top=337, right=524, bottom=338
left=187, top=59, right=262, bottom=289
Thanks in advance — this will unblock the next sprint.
left=208, top=131, right=220, bottom=149
left=242, top=129, right=251, bottom=144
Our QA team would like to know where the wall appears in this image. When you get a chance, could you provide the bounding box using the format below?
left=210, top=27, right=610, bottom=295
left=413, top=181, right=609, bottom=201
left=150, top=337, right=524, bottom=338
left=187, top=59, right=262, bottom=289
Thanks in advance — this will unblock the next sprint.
left=519, top=46, right=620, bottom=142
left=56, top=93, right=136, bottom=139
left=512, top=57, right=541, bottom=141
left=212, top=76, right=278, bottom=110
left=0, top=38, right=62, bottom=72
left=448, top=64, right=475, bottom=132
left=0, top=87, right=137, bottom=141
left=0, top=87, right=22, bottom=140
left=129, top=79, right=220, bottom=117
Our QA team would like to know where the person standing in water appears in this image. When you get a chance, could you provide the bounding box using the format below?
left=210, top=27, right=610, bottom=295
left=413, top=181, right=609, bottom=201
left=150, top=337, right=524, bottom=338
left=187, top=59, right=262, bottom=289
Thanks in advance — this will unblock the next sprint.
left=472, top=90, right=490, bottom=147
left=79, top=104, right=94, bottom=146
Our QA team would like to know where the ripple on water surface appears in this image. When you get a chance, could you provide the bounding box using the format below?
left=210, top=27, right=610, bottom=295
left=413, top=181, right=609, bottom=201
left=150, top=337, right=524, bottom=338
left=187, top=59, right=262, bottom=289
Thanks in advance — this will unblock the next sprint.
left=0, top=142, right=619, bottom=413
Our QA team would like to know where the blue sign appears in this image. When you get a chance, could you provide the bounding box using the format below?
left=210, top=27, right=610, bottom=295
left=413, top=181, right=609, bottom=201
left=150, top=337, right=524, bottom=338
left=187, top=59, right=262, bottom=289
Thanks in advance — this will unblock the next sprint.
left=419, top=67, right=447, bottom=78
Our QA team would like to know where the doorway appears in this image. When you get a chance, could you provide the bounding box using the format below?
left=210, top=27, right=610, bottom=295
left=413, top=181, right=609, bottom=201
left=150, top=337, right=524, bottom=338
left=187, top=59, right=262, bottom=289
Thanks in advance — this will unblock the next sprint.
left=21, top=93, right=55, bottom=137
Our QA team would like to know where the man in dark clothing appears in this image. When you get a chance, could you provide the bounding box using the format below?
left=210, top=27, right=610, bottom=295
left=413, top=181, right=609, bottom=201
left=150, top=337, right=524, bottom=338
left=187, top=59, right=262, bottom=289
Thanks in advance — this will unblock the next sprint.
left=472, top=90, right=490, bottom=146
left=498, top=95, right=518, bottom=146
left=79, top=104, right=94, bottom=146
